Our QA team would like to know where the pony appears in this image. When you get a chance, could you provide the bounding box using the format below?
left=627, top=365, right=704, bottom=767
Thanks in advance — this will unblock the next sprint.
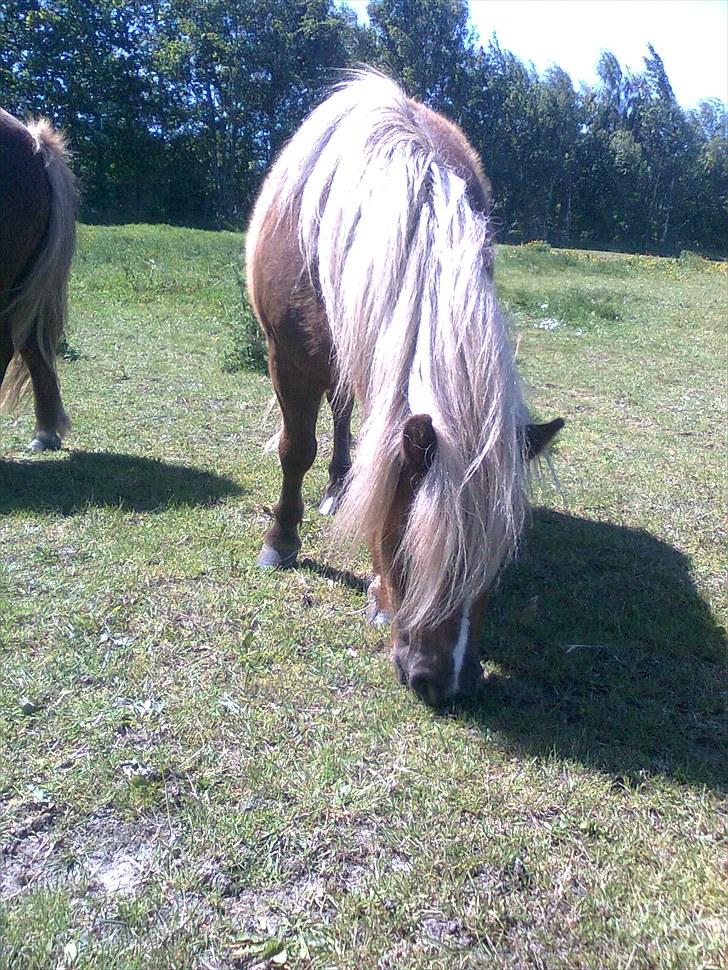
left=246, top=72, right=563, bottom=706
left=0, top=108, right=77, bottom=452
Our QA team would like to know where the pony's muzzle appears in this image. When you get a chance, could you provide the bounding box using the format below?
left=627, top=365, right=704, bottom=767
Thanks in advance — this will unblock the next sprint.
left=395, top=645, right=485, bottom=707
left=408, top=666, right=449, bottom=708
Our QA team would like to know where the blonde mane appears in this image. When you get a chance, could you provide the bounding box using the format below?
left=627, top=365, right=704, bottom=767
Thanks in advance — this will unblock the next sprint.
left=253, top=72, right=529, bottom=630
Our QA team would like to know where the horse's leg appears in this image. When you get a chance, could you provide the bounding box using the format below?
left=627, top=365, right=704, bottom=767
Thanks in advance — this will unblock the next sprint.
left=258, top=355, right=324, bottom=568
left=0, top=326, right=14, bottom=390
left=318, top=391, right=353, bottom=515
left=366, top=542, right=392, bottom=626
left=19, top=334, right=70, bottom=452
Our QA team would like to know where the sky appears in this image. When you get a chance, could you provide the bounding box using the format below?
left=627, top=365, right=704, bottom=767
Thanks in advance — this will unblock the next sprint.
left=344, top=0, right=728, bottom=109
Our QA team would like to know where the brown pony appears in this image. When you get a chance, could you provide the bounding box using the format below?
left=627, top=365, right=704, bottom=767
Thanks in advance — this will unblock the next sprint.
left=247, top=72, right=563, bottom=706
left=0, top=108, right=77, bottom=451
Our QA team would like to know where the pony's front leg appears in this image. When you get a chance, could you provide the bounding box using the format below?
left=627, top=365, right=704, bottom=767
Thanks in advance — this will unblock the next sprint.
left=258, top=360, right=323, bottom=568
left=20, top=335, right=70, bottom=452
left=318, top=390, right=353, bottom=515
left=366, top=575, right=391, bottom=626
left=366, top=543, right=391, bottom=626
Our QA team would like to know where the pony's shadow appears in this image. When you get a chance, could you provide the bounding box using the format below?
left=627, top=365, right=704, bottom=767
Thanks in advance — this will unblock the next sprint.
left=461, top=509, right=726, bottom=791
left=298, top=556, right=369, bottom=594
left=0, top=450, right=242, bottom=514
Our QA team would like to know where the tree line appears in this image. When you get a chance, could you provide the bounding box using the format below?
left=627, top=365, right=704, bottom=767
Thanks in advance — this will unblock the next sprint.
left=2, top=0, right=726, bottom=254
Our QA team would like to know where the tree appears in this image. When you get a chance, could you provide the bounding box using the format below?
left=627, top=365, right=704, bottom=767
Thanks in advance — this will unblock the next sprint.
left=1, top=1, right=724, bottom=247
left=367, top=0, right=474, bottom=112
left=630, top=45, right=695, bottom=249
left=155, top=0, right=357, bottom=220
left=1, top=0, right=169, bottom=220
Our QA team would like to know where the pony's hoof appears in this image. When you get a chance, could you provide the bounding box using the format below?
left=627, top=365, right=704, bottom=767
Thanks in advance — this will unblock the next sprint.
left=365, top=575, right=390, bottom=625
left=368, top=608, right=390, bottom=626
left=366, top=576, right=390, bottom=625
left=318, top=494, right=339, bottom=516
left=257, top=544, right=298, bottom=569
left=28, top=432, right=61, bottom=453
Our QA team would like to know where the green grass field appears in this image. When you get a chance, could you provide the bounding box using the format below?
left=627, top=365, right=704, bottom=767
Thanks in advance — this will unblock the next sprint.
left=1, top=226, right=726, bottom=969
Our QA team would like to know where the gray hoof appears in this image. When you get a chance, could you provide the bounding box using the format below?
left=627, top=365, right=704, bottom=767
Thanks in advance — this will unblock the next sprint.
left=257, top=544, right=298, bottom=569
left=28, top=432, right=61, bottom=453
left=318, top=494, right=339, bottom=516
left=366, top=575, right=390, bottom=625
left=368, top=609, right=390, bottom=626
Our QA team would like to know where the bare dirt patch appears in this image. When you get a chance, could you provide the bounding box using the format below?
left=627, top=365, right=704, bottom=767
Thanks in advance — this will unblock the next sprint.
left=1, top=802, right=178, bottom=902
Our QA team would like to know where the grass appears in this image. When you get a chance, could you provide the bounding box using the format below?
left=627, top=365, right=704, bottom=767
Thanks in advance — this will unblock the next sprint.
left=1, top=226, right=726, bottom=969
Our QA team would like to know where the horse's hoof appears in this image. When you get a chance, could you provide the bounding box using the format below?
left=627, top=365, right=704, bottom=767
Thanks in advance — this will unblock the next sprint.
left=257, top=544, right=298, bottom=569
left=366, top=575, right=390, bottom=624
left=318, top=494, right=339, bottom=516
left=368, top=608, right=390, bottom=626
left=28, top=432, right=61, bottom=453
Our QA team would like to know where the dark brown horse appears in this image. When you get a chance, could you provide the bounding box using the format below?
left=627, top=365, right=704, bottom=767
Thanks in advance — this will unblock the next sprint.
left=247, top=72, right=563, bottom=706
left=0, top=108, right=77, bottom=451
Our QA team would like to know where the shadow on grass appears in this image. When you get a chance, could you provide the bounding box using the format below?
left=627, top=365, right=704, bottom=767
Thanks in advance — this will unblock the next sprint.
left=298, top=557, right=369, bottom=594
left=0, top=450, right=242, bottom=514
left=459, top=509, right=727, bottom=791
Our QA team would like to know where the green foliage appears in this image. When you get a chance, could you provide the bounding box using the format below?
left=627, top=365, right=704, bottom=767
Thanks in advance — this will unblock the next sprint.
left=1, top=0, right=726, bottom=252
left=678, top=249, right=711, bottom=268
left=521, top=240, right=552, bottom=252
left=505, top=285, right=623, bottom=328
left=498, top=247, right=628, bottom=328
left=367, top=0, right=474, bottom=110
left=220, top=270, right=268, bottom=374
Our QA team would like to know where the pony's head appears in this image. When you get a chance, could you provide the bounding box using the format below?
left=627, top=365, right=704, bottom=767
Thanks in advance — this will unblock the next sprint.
left=371, top=413, right=564, bottom=708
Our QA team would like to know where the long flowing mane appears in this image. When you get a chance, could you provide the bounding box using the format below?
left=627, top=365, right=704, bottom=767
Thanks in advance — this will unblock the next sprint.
left=250, top=72, right=529, bottom=630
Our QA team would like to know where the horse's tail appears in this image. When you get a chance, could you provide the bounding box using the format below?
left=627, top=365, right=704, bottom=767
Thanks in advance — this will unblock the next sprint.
left=254, top=71, right=529, bottom=630
left=0, top=118, right=77, bottom=415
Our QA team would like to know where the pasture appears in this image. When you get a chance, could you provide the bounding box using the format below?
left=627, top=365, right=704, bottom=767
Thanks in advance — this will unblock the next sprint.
left=0, top=225, right=725, bottom=969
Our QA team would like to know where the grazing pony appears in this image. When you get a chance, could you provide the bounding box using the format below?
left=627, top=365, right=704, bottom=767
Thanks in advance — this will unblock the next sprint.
left=0, top=108, right=77, bottom=451
left=246, top=73, right=563, bottom=706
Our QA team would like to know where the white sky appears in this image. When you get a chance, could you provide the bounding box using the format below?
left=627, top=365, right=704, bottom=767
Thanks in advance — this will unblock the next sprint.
left=344, top=0, right=728, bottom=108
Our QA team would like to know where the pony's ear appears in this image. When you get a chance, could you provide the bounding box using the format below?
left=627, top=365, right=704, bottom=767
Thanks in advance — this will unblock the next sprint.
left=402, top=414, right=437, bottom=474
left=520, top=417, right=565, bottom=460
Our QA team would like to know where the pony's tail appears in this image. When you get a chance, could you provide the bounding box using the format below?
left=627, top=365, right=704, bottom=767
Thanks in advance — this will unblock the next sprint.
left=0, top=118, right=77, bottom=415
